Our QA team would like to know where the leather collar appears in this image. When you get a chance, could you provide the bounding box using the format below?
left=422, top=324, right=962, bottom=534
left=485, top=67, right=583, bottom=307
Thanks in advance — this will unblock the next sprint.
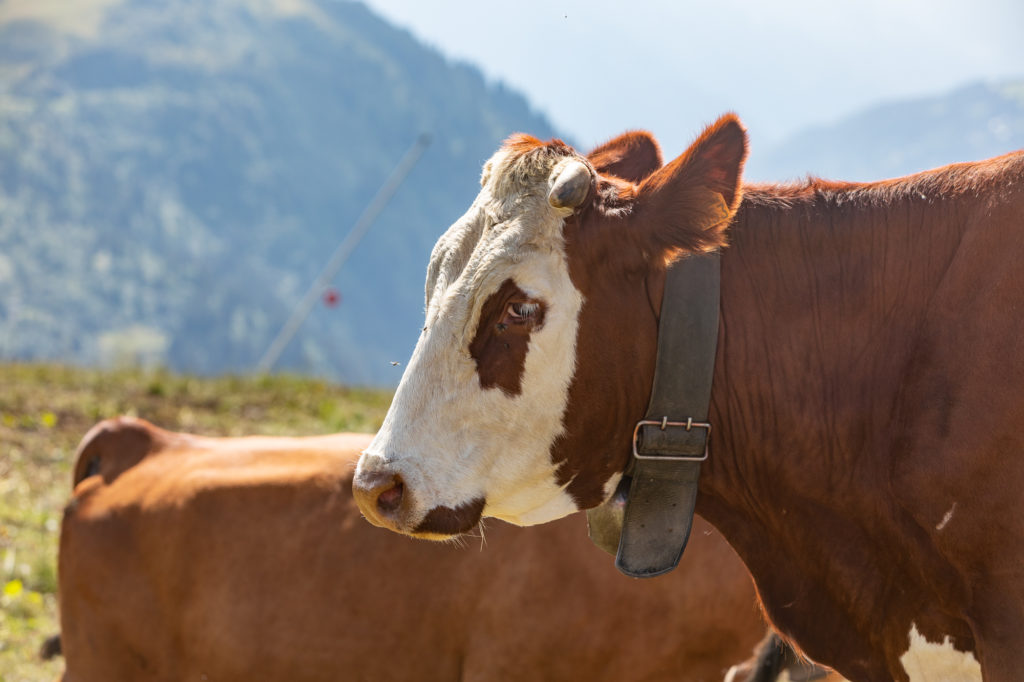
left=586, top=251, right=721, bottom=577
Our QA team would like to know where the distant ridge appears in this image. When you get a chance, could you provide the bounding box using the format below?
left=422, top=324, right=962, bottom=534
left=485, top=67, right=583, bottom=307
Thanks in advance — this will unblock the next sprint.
left=2, top=4, right=1021, bottom=385
left=0, top=0, right=563, bottom=385
left=747, top=79, right=1024, bottom=182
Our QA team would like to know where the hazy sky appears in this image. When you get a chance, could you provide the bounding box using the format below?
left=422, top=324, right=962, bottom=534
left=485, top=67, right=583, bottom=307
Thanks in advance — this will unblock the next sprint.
left=360, top=0, right=1024, bottom=159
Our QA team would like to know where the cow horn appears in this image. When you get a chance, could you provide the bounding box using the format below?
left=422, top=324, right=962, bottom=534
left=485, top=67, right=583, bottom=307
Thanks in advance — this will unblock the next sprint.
left=548, top=160, right=592, bottom=210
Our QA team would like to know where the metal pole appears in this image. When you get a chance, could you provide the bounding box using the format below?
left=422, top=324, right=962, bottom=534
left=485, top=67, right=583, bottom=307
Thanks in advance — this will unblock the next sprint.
left=257, top=133, right=432, bottom=373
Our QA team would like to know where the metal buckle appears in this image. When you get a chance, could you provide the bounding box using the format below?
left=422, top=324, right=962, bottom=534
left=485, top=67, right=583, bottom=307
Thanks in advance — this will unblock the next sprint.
left=631, top=417, right=711, bottom=462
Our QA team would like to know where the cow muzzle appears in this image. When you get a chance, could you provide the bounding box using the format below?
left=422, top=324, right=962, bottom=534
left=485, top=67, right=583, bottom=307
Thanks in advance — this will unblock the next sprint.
left=352, top=459, right=486, bottom=539
left=352, top=467, right=408, bottom=532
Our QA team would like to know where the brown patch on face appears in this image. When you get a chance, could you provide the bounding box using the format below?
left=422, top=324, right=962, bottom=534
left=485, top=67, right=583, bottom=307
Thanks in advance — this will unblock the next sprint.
left=413, top=497, right=486, bottom=536
left=469, top=279, right=546, bottom=397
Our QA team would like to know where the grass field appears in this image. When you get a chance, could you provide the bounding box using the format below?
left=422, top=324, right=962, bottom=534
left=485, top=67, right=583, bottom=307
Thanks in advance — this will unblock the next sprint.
left=0, top=363, right=392, bottom=682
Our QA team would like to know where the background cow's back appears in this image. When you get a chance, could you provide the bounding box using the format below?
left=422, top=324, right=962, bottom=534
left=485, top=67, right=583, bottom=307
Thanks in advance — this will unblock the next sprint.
left=59, top=417, right=777, bottom=682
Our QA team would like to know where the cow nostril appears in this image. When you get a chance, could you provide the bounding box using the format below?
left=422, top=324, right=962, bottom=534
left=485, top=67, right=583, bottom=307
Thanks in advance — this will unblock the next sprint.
left=353, top=467, right=407, bottom=528
left=377, top=480, right=404, bottom=515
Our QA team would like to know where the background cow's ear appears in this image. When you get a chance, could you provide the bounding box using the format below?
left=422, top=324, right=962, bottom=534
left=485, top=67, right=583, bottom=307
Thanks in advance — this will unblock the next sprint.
left=587, top=131, right=663, bottom=183
left=632, top=114, right=748, bottom=258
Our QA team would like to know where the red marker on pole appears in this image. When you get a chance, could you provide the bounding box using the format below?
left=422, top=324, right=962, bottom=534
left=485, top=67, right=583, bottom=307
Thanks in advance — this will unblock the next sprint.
left=257, top=133, right=432, bottom=373
left=323, top=288, right=341, bottom=308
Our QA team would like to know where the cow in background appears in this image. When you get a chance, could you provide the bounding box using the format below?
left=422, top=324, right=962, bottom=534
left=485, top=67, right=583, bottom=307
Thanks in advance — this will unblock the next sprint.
left=54, top=416, right=836, bottom=681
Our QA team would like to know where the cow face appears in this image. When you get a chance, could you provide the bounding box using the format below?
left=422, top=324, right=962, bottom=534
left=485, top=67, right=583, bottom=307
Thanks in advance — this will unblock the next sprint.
left=354, top=116, right=747, bottom=539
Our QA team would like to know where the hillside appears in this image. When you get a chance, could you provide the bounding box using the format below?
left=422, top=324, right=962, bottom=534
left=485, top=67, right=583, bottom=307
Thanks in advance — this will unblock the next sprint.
left=2, top=3, right=1021, bottom=387
left=0, top=0, right=562, bottom=386
left=747, top=79, right=1024, bottom=181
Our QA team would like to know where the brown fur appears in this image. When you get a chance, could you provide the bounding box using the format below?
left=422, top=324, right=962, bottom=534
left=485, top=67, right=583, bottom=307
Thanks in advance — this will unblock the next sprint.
left=635, top=114, right=747, bottom=254
left=72, top=416, right=168, bottom=486
left=498, top=134, right=577, bottom=186
left=58, top=416, right=772, bottom=682
left=587, top=130, right=663, bottom=185
left=503, top=132, right=553, bottom=155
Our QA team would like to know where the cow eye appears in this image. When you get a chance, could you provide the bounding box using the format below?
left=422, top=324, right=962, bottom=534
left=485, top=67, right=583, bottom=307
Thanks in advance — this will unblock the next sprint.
left=506, top=301, right=539, bottom=322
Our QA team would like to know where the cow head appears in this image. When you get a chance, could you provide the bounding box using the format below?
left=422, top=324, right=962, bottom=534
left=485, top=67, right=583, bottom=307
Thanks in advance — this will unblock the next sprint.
left=354, top=115, right=747, bottom=538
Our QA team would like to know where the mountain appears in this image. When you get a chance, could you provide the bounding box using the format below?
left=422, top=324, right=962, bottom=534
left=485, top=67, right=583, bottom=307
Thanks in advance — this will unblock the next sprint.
left=746, top=80, right=1024, bottom=182
left=0, top=0, right=562, bottom=386
left=3, top=3, right=1021, bottom=387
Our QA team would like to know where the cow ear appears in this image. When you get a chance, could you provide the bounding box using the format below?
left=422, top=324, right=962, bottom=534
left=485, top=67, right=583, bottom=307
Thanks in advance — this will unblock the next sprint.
left=587, top=131, right=663, bottom=183
left=632, top=114, right=747, bottom=258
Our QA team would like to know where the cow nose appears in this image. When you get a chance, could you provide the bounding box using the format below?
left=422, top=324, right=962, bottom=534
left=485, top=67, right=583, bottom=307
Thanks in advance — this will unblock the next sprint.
left=353, top=469, right=405, bottom=529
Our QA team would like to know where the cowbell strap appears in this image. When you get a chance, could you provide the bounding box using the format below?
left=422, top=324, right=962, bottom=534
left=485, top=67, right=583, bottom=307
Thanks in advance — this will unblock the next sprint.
left=615, top=252, right=720, bottom=578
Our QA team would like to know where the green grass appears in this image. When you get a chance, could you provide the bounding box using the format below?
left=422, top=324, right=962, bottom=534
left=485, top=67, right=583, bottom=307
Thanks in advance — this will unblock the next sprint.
left=0, top=363, right=392, bottom=682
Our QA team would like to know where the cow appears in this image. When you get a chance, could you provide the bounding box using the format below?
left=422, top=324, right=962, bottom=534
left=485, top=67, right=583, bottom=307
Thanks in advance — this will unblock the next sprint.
left=56, top=416, right=836, bottom=682
left=352, top=115, right=1024, bottom=681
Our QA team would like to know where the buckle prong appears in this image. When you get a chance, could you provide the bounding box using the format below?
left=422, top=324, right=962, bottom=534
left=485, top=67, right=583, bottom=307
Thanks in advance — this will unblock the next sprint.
left=632, top=419, right=711, bottom=462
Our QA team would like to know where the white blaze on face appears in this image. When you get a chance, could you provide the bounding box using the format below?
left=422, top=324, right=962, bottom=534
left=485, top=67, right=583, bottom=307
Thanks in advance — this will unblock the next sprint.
left=360, top=145, right=588, bottom=528
left=899, top=623, right=981, bottom=682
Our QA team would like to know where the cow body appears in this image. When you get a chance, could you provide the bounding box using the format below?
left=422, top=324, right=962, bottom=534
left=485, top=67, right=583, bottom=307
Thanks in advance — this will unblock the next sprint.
left=59, top=417, right=775, bottom=681
left=352, top=120, right=1024, bottom=681
left=690, top=160, right=1024, bottom=681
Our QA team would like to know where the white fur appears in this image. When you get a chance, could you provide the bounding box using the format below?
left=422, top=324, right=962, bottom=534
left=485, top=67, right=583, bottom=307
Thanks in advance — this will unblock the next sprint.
left=359, top=146, right=589, bottom=529
left=899, top=623, right=981, bottom=682
left=936, top=502, right=957, bottom=531
left=602, top=472, right=623, bottom=501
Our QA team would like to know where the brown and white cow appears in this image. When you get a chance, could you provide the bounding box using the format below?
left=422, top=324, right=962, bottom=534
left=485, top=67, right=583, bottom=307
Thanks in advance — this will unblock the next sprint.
left=353, top=116, right=1024, bottom=681
left=58, top=416, right=833, bottom=682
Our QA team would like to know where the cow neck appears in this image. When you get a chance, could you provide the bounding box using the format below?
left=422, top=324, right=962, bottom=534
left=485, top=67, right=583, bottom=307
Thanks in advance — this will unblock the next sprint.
left=691, top=184, right=983, bottom=680
left=586, top=251, right=721, bottom=578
